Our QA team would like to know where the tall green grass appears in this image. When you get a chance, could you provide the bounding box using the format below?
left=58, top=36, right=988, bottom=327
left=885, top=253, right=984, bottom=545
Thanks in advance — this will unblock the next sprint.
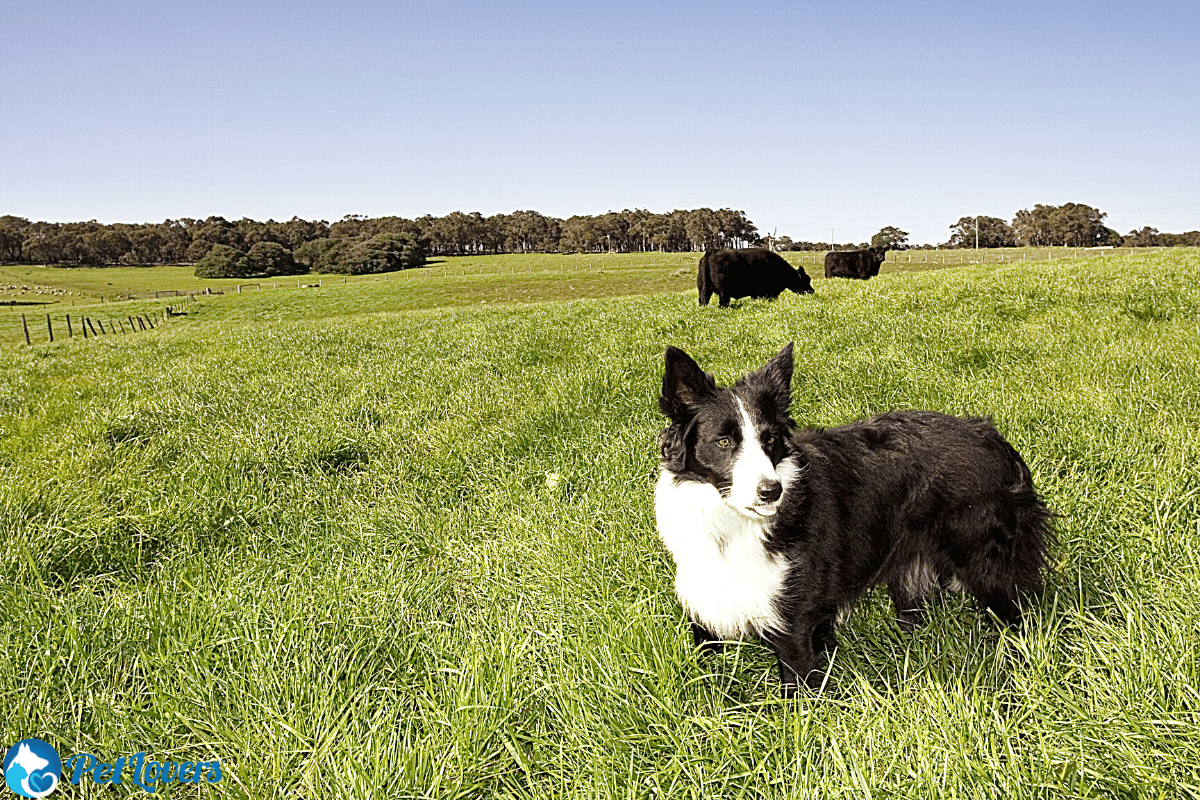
left=1, top=250, right=1198, bottom=797
left=8, top=248, right=1168, bottom=347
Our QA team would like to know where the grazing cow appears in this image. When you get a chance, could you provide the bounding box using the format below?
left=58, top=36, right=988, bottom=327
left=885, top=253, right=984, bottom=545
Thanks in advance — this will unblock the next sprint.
left=824, top=247, right=886, bottom=280
left=698, top=248, right=814, bottom=307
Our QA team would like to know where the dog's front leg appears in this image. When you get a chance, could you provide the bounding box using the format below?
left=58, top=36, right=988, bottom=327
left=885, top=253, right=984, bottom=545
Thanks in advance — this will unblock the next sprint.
left=768, top=625, right=829, bottom=697
left=690, top=621, right=724, bottom=654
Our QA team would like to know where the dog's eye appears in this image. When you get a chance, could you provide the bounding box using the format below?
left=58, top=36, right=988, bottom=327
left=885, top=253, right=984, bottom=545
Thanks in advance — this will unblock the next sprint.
left=764, top=434, right=776, bottom=445
left=716, top=437, right=733, bottom=448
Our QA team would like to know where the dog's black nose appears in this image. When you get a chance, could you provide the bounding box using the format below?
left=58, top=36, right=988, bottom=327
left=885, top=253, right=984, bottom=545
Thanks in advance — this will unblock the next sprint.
left=757, top=479, right=782, bottom=504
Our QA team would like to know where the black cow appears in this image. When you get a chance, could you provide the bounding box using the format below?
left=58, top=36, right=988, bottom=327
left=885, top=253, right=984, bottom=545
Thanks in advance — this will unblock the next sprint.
left=824, top=247, right=886, bottom=280
left=697, top=248, right=814, bottom=307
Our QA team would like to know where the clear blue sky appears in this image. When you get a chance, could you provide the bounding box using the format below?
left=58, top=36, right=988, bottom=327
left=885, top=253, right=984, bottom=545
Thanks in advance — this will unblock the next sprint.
left=3, top=0, right=1198, bottom=244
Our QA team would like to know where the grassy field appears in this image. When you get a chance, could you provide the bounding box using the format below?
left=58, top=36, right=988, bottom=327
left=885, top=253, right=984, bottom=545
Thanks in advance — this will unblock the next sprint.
left=2, top=250, right=1199, bottom=797
left=0, top=247, right=1165, bottom=347
left=2, top=253, right=706, bottom=346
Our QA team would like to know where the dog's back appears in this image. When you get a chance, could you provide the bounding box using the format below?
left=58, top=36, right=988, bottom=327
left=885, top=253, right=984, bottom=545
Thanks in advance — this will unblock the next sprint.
left=778, top=410, right=1052, bottom=631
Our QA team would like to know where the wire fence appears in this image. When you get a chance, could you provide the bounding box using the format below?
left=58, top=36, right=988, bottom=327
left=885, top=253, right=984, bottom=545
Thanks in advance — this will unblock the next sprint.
left=780, top=246, right=1172, bottom=269
left=95, top=279, right=328, bottom=303
left=17, top=293, right=196, bottom=346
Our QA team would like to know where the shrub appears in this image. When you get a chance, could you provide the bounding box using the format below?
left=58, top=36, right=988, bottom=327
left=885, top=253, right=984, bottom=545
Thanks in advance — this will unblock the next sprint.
left=294, top=238, right=349, bottom=273
left=339, top=233, right=426, bottom=275
left=194, top=244, right=251, bottom=278
left=246, top=241, right=304, bottom=276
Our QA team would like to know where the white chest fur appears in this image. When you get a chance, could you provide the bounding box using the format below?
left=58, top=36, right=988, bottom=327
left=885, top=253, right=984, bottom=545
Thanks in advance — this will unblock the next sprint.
left=655, top=469, right=788, bottom=639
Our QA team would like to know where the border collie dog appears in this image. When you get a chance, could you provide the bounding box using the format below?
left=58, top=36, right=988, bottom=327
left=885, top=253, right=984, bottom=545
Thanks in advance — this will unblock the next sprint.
left=655, top=343, right=1052, bottom=696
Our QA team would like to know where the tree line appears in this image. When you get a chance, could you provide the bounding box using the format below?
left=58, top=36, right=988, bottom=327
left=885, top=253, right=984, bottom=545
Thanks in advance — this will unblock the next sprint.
left=942, top=203, right=1199, bottom=249
left=0, top=208, right=761, bottom=272
left=1, top=203, right=1193, bottom=276
left=765, top=203, right=1198, bottom=254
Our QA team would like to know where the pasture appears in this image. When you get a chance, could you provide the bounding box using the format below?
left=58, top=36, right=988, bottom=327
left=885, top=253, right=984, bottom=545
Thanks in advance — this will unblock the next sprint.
left=1, top=247, right=1153, bottom=346
left=2, top=250, right=1199, bottom=797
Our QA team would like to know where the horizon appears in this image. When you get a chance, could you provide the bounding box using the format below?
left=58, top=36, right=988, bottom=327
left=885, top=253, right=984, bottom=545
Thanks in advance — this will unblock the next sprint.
left=5, top=205, right=1195, bottom=250
left=4, top=1, right=1198, bottom=244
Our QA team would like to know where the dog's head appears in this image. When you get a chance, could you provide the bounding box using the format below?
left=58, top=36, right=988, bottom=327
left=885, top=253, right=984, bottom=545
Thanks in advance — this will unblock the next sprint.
left=658, top=343, right=796, bottom=518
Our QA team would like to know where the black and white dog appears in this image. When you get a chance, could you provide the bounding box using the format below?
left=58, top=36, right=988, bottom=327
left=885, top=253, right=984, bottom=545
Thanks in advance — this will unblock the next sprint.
left=655, top=343, right=1052, bottom=695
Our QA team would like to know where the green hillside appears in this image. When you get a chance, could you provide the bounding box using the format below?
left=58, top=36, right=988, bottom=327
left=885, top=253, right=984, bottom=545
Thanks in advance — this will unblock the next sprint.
left=2, top=250, right=1198, bottom=797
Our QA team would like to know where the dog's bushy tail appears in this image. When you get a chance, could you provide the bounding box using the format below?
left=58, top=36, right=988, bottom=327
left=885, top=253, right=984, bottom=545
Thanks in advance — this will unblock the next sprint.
left=1004, top=439, right=1056, bottom=595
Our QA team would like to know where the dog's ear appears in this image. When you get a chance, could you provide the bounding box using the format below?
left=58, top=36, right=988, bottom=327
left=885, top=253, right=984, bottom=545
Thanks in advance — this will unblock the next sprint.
left=659, top=424, right=687, bottom=471
left=741, top=342, right=794, bottom=415
left=659, top=346, right=716, bottom=420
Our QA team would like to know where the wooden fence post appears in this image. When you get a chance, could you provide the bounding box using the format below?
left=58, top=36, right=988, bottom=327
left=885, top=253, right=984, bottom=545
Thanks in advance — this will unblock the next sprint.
left=46, top=314, right=53, bottom=342
left=22, top=314, right=30, bottom=345
left=97, top=320, right=106, bottom=334
left=87, top=318, right=98, bottom=336
left=81, top=318, right=88, bottom=338
left=66, top=315, right=73, bottom=337
left=129, top=316, right=136, bottom=331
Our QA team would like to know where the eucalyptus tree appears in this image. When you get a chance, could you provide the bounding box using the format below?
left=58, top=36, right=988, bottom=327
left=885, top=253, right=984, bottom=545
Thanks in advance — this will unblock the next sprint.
left=947, top=216, right=1015, bottom=248
left=871, top=225, right=910, bottom=251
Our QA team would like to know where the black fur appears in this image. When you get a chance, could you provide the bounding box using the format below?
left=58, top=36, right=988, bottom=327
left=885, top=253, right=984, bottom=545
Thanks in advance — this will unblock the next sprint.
left=657, top=344, right=1054, bottom=696
left=697, top=248, right=814, bottom=306
left=824, top=247, right=885, bottom=279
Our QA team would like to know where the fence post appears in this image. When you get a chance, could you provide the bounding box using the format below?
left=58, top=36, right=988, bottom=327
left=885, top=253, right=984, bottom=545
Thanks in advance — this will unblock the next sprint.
left=46, top=314, right=53, bottom=342
left=66, top=315, right=73, bottom=337
left=129, top=316, right=136, bottom=331
left=87, top=318, right=98, bottom=336
left=81, top=318, right=88, bottom=338
left=98, top=320, right=106, bottom=334
left=22, top=314, right=30, bottom=344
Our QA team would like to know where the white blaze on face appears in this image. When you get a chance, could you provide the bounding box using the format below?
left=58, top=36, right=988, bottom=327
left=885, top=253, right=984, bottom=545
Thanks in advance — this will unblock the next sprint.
left=729, top=397, right=781, bottom=516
